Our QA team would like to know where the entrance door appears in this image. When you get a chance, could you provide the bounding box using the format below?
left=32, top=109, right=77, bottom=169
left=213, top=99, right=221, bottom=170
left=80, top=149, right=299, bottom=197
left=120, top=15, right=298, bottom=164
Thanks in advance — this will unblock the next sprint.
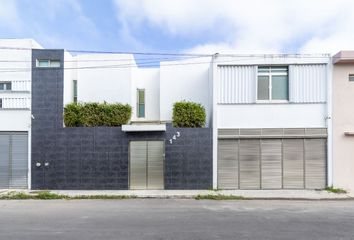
left=129, top=141, right=164, bottom=190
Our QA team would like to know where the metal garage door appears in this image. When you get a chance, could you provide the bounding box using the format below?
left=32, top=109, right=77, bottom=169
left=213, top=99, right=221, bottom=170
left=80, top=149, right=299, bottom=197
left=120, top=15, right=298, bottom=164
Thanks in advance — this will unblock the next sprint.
left=217, top=129, right=327, bottom=190
left=129, top=141, right=164, bottom=190
left=0, top=132, right=28, bottom=189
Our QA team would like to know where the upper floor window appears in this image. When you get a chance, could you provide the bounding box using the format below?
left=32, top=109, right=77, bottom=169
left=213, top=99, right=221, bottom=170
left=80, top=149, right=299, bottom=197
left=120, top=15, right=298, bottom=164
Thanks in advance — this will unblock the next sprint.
left=257, top=66, right=288, bottom=101
left=73, top=80, right=78, bottom=103
left=137, top=89, right=145, bottom=118
left=36, top=59, right=61, bottom=68
left=349, top=74, right=354, bottom=82
left=0, top=82, right=11, bottom=91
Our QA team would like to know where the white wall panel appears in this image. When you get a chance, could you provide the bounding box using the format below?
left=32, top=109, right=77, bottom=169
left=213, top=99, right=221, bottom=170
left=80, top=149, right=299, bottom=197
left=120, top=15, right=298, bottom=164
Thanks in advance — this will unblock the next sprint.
left=289, top=64, right=327, bottom=103
left=160, top=58, right=211, bottom=125
left=217, top=65, right=256, bottom=104
left=217, top=104, right=326, bottom=128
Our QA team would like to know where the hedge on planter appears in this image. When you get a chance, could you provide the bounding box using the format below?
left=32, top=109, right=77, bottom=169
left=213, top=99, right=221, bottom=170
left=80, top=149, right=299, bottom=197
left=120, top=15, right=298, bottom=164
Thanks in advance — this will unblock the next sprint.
left=172, top=101, right=206, bottom=128
left=64, top=102, right=132, bottom=127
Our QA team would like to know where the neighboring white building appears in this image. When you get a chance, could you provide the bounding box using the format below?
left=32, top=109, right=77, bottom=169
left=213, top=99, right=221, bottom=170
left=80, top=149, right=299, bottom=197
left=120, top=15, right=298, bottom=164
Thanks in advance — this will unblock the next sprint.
left=213, top=55, right=331, bottom=190
left=0, top=39, right=42, bottom=189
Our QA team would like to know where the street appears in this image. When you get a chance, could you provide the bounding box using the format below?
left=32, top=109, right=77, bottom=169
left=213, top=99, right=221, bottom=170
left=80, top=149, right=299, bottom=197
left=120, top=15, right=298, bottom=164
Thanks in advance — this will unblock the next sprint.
left=0, top=199, right=354, bottom=240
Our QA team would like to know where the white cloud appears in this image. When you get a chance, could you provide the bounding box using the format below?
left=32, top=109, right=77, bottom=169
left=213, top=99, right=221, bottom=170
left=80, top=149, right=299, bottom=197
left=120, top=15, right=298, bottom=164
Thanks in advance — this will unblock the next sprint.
left=114, top=0, right=354, bottom=54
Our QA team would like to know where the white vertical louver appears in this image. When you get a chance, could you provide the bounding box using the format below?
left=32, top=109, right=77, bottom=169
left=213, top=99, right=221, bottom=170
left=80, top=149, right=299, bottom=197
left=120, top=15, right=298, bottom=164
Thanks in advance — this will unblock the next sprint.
left=217, top=65, right=257, bottom=104
left=289, top=64, right=327, bottom=103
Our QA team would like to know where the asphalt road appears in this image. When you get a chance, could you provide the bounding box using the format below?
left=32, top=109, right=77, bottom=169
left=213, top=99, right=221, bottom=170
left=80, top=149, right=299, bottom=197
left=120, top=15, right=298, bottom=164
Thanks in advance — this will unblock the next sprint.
left=0, top=199, right=354, bottom=240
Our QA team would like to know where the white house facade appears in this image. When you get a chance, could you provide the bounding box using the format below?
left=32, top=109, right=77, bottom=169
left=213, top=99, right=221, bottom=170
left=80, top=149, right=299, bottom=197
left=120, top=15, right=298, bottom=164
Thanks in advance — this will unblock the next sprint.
left=1, top=38, right=349, bottom=193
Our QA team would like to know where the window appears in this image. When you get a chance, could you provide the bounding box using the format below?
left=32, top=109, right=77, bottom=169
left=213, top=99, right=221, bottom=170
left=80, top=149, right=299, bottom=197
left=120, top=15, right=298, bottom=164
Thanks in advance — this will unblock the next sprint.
left=257, top=66, right=288, bottom=101
left=349, top=74, right=354, bottom=81
left=0, top=82, right=11, bottom=91
left=137, top=89, right=145, bottom=118
left=0, top=98, right=2, bottom=108
left=36, top=59, right=61, bottom=68
left=73, top=80, right=78, bottom=103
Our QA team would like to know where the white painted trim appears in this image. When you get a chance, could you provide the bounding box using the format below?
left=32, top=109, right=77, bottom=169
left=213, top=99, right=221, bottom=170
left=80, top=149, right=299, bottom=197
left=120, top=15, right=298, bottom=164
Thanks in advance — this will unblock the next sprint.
left=122, top=124, right=166, bottom=132
left=212, top=54, right=218, bottom=189
left=27, top=129, right=31, bottom=190
left=326, top=62, right=333, bottom=187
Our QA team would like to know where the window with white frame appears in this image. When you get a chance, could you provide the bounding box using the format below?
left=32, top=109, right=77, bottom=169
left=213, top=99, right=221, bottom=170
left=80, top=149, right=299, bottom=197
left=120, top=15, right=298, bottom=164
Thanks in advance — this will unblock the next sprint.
left=257, top=66, right=289, bottom=101
left=36, top=59, right=61, bottom=68
left=73, top=80, right=78, bottom=103
left=0, top=82, right=11, bottom=91
left=349, top=74, right=354, bottom=82
left=137, top=89, right=145, bottom=118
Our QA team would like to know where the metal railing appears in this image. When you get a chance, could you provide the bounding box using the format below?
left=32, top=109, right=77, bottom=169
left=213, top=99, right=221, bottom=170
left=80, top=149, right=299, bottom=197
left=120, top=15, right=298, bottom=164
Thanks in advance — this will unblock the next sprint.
left=10, top=80, right=31, bottom=92
left=0, top=97, right=31, bottom=109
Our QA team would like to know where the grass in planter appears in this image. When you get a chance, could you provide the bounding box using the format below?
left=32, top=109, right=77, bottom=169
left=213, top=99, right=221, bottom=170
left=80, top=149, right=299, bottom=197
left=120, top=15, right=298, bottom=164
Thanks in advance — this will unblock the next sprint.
left=0, top=191, right=68, bottom=200
left=0, top=191, right=137, bottom=200
left=195, top=194, right=247, bottom=200
left=69, top=195, right=137, bottom=200
left=325, top=186, right=347, bottom=194
left=0, top=192, right=33, bottom=200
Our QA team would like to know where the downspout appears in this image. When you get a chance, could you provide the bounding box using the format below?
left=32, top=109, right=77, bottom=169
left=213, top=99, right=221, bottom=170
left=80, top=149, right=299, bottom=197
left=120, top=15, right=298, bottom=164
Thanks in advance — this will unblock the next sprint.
left=212, top=53, right=219, bottom=189
left=327, top=55, right=333, bottom=187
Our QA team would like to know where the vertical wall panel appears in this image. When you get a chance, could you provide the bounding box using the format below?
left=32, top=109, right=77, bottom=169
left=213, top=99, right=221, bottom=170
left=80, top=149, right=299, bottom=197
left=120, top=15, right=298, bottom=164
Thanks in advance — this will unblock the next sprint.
left=283, top=139, right=304, bottom=189
left=261, top=139, right=282, bottom=189
left=218, top=66, right=257, bottom=104
left=305, top=139, right=327, bottom=189
left=217, top=139, right=238, bottom=189
left=147, top=141, right=164, bottom=190
left=239, top=140, right=260, bottom=189
left=0, top=135, right=10, bottom=189
left=289, top=64, right=327, bottom=103
left=10, top=134, right=28, bottom=189
left=129, top=141, right=147, bottom=190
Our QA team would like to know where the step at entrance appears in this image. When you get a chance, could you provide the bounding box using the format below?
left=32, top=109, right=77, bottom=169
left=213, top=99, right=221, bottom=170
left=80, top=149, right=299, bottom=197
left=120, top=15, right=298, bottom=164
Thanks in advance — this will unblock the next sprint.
left=129, top=141, right=164, bottom=190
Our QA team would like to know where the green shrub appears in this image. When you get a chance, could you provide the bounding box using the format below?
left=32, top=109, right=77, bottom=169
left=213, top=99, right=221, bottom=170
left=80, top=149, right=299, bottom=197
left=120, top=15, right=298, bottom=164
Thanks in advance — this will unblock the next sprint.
left=64, top=102, right=132, bottom=127
left=172, top=101, right=206, bottom=128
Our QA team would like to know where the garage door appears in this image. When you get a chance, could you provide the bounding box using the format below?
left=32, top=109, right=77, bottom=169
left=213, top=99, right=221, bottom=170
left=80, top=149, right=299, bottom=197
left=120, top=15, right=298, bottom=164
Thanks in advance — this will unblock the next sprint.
left=217, top=129, right=327, bottom=190
left=0, top=132, right=28, bottom=189
left=129, top=141, right=164, bottom=190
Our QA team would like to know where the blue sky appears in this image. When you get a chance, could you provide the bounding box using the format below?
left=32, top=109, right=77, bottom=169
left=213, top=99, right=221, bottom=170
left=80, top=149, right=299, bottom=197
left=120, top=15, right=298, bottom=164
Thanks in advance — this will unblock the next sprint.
left=1, top=0, right=354, bottom=54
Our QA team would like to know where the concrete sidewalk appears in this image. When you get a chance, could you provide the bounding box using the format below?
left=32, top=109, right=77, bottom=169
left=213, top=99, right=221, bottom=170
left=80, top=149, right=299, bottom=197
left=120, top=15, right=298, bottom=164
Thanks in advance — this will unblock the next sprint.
left=1, top=189, right=352, bottom=200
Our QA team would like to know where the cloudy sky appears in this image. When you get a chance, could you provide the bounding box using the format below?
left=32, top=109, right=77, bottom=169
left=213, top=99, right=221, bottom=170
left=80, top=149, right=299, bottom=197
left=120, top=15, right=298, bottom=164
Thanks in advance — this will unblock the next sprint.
left=1, top=0, right=354, bottom=54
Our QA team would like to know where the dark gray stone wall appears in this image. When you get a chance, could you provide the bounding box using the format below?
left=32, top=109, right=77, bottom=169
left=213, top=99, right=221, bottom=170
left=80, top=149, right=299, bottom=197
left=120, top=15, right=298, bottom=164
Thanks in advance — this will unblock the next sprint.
left=31, top=49, right=212, bottom=190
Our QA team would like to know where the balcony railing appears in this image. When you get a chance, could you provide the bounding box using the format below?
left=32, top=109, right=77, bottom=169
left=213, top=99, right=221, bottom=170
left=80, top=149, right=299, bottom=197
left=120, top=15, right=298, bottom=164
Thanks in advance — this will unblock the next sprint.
left=11, top=80, right=31, bottom=92
left=0, top=97, right=31, bottom=109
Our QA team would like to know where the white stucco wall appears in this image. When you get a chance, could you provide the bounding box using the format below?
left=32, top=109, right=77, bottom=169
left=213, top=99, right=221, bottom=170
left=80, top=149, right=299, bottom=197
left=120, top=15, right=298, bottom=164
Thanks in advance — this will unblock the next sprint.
left=217, top=104, right=327, bottom=128
left=160, top=57, right=212, bottom=125
left=332, top=63, right=354, bottom=195
left=0, top=39, right=42, bottom=132
left=0, top=111, right=31, bottom=131
left=75, top=54, right=135, bottom=104
left=63, top=51, right=75, bottom=105
left=131, top=68, right=160, bottom=121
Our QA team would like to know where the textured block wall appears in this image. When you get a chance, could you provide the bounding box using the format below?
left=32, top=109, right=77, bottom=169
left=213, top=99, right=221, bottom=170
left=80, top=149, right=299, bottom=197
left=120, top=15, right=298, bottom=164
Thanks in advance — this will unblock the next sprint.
left=31, top=49, right=212, bottom=190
